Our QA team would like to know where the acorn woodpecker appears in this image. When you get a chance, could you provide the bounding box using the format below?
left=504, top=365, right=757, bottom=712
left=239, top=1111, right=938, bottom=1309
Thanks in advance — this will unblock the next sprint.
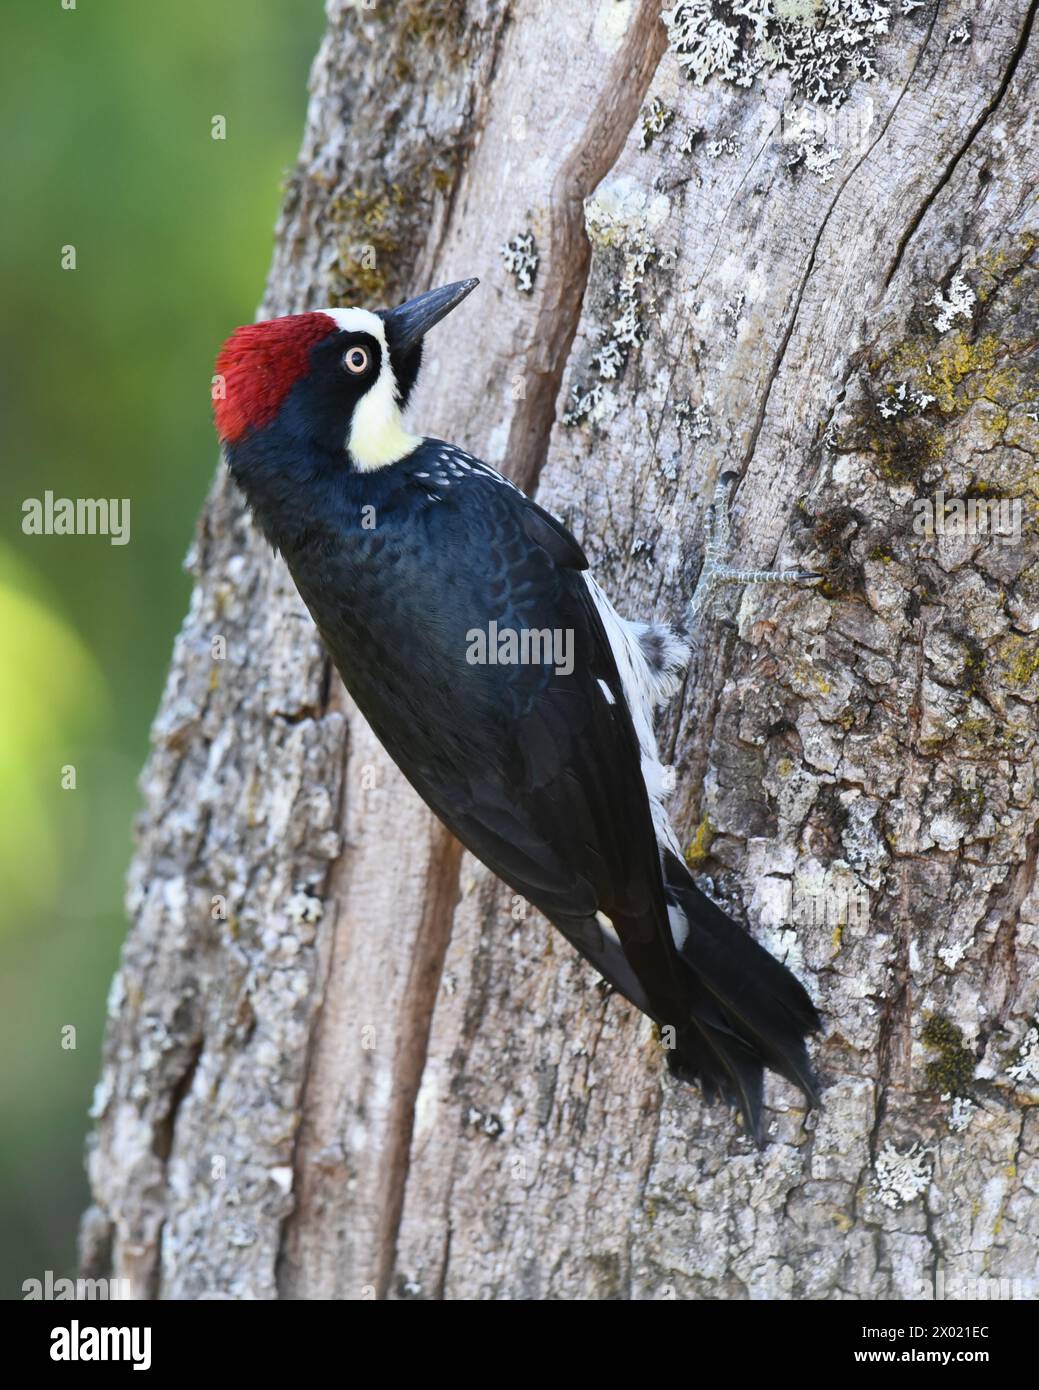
left=214, top=278, right=822, bottom=1143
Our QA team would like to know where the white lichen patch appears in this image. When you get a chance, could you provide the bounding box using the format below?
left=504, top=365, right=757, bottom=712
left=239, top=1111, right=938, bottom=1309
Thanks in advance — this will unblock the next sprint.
left=662, top=0, right=765, bottom=88
left=563, top=183, right=672, bottom=418
left=877, top=379, right=936, bottom=418
left=1006, top=1023, right=1039, bottom=1086
left=639, top=97, right=675, bottom=149
left=722, top=291, right=745, bottom=334
left=947, top=1095, right=975, bottom=1133
left=706, top=134, right=743, bottom=158
left=593, top=252, right=648, bottom=379
left=872, top=1140, right=934, bottom=1210
left=675, top=398, right=712, bottom=440
left=500, top=232, right=539, bottom=293
left=585, top=178, right=672, bottom=246
left=677, top=124, right=704, bottom=154
left=464, top=1105, right=505, bottom=1138
left=662, top=0, right=896, bottom=108
left=285, top=889, right=323, bottom=925
left=785, top=128, right=841, bottom=183
left=927, top=270, right=976, bottom=334
left=562, top=381, right=604, bottom=425
left=937, top=937, right=970, bottom=971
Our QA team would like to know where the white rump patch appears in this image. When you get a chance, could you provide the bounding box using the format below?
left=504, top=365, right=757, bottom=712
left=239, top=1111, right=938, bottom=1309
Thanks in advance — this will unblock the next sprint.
left=584, top=576, right=696, bottom=954
left=582, top=574, right=687, bottom=859
left=324, top=307, right=421, bottom=471
left=627, top=622, right=691, bottom=704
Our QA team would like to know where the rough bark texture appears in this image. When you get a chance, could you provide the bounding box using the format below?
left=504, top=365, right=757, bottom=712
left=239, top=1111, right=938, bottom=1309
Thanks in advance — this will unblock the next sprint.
left=83, top=0, right=1039, bottom=1300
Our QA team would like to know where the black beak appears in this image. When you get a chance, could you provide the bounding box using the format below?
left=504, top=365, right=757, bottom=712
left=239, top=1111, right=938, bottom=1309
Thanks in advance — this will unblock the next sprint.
left=383, top=278, right=479, bottom=352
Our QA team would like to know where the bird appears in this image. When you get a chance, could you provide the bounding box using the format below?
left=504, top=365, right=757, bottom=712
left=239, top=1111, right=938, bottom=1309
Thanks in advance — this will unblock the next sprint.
left=214, top=277, right=822, bottom=1144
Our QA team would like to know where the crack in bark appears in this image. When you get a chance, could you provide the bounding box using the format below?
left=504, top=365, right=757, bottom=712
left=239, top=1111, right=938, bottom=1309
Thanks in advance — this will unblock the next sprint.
left=738, top=9, right=939, bottom=488
left=433, top=1220, right=453, bottom=1301
left=865, top=603, right=934, bottom=1169
left=884, top=0, right=1039, bottom=290
left=148, top=1032, right=204, bottom=1299
left=982, top=821, right=1039, bottom=1027
left=273, top=714, right=352, bottom=1298
left=509, top=0, right=668, bottom=494
left=373, top=830, right=465, bottom=1298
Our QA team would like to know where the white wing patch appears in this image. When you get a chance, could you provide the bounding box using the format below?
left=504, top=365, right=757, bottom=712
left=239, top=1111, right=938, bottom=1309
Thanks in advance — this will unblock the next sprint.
left=407, top=447, right=526, bottom=493
left=438, top=447, right=524, bottom=493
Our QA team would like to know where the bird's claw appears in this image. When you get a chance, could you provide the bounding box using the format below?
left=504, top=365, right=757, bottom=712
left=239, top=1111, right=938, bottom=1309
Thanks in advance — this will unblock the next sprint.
left=688, top=472, right=821, bottom=627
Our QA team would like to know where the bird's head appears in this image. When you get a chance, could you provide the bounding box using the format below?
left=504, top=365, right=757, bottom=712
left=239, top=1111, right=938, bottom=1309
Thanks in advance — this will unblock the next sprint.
left=213, top=278, right=478, bottom=472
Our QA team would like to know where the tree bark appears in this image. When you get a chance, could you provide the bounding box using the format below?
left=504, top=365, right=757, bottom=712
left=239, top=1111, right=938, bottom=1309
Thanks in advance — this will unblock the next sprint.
left=83, top=0, right=1039, bottom=1300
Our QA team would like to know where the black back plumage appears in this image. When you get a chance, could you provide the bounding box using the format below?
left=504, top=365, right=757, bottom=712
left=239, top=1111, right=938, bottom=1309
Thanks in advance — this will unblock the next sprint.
left=242, top=439, right=693, bottom=1017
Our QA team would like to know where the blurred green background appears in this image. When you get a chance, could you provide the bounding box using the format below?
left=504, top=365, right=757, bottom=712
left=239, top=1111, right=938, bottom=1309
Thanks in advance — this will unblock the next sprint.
left=1, top=0, right=324, bottom=1296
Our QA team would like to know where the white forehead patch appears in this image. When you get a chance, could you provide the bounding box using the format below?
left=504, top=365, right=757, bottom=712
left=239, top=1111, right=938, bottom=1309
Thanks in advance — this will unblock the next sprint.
left=319, top=306, right=420, bottom=471
left=324, top=306, right=388, bottom=342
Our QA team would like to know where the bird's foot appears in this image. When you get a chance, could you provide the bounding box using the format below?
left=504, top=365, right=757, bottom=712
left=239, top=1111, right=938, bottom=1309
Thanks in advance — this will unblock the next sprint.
left=687, top=471, right=820, bottom=628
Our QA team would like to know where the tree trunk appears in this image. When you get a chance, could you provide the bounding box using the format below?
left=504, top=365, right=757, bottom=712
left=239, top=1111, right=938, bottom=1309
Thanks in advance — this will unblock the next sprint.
left=82, top=0, right=1039, bottom=1300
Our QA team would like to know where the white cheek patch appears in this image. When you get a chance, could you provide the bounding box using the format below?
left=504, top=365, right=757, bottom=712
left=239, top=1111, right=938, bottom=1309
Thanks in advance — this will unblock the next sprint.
left=323, top=307, right=421, bottom=471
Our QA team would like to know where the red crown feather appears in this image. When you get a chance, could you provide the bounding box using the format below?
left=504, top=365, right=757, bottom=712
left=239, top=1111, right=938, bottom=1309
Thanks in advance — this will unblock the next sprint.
left=213, top=312, right=338, bottom=444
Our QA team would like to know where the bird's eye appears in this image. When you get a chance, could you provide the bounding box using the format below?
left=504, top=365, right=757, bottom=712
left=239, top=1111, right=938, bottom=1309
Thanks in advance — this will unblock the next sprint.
left=343, top=346, right=370, bottom=374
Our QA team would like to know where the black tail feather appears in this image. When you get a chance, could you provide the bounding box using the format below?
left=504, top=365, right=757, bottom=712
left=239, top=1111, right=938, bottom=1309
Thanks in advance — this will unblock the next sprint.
left=662, top=850, right=822, bottom=1143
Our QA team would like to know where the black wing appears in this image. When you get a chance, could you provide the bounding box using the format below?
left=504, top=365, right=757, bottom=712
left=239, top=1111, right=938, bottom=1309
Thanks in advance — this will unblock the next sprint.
left=308, top=458, right=688, bottom=1022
